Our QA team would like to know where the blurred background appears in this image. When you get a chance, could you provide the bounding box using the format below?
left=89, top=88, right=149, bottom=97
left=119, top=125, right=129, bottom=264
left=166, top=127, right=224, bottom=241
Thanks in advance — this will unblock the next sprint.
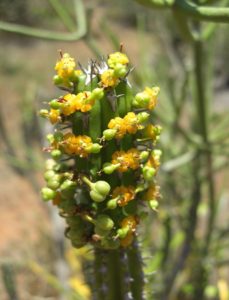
left=0, top=0, right=228, bottom=299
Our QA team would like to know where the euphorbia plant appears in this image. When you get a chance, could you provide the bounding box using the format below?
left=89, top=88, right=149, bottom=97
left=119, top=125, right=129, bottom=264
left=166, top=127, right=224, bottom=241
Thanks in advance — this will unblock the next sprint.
left=40, top=48, right=162, bottom=300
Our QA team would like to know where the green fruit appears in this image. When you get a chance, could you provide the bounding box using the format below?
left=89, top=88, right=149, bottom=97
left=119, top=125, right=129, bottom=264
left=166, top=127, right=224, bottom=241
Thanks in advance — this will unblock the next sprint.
left=86, top=143, right=102, bottom=154
left=60, top=180, right=76, bottom=191
left=117, top=227, right=129, bottom=239
left=49, top=99, right=62, bottom=109
left=41, top=187, right=56, bottom=201
left=149, top=200, right=159, bottom=210
left=44, top=170, right=55, bottom=181
left=93, top=181, right=111, bottom=196
left=51, top=149, right=62, bottom=160
left=102, top=163, right=119, bottom=174
left=90, top=190, right=105, bottom=203
left=91, top=88, right=104, bottom=100
left=47, top=180, right=60, bottom=190
left=103, top=129, right=116, bottom=141
left=106, top=199, right=118, bottom=210
left=96, top=215, right=114, bottom=231
left=94, top=226, right=110, bottom=237
left=143, top=166, right=156, bottom=181
left=53, top=75, right=63, bottom=85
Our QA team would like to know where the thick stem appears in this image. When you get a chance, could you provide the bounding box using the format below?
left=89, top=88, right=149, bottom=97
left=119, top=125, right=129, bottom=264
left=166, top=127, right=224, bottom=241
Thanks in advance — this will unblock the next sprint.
left=94, top=249, right=108, bottom=300
left=127, top=239, right=145, bottom=300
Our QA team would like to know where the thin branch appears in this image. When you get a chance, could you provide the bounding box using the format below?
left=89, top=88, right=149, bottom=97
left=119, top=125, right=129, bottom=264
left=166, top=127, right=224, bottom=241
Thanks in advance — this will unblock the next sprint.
left=0, top=0, right=86, bottom=41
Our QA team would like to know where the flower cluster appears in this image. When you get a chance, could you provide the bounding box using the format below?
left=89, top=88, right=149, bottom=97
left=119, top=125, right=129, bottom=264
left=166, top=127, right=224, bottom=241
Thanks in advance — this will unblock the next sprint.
left=40, top=50, right=162, bottom=249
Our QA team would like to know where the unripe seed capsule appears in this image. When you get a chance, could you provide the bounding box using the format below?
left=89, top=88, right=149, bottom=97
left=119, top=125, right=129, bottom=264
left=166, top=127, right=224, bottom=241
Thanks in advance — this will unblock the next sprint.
left=39, top=109, right=49, bottom=117
left=149, top=200, right=159, bottom=211
left=45, top=159, right=56, bottom=170
left=60, top=179, right=76, bottom=190
left=47, top=180, right=60, bottom=190
left=114, top=64, right=127, bottom=77
left=143, top=166, right=156, bottom=181
left=86, top=143, right=102, bottom=154
left=117, top=227, right=129, bottom=239
left=51, top=149, right=62, bottom=160
left=90, top=190, right=105, bottom=203
left=91, top=88, right=104, bottom=100
left=103, top=129, right=117, bottom=141
left=44, top=170, right=55, bottom=181
left=107, top=199, right=118, bottom=209
left=93, top=181, right=111, bottom=196
left=96, top=215, right=114, bottom=231
left=103, top=163, right=119, bottom=174
left=140, top=151, right=149, bottom=161
left=137, top=112, right=150, bottom=123
left=53, top=75, right=63, bottom=85
left=49, top=99, right=62, bottom=109
left=41, top=187, right=56, bottom=201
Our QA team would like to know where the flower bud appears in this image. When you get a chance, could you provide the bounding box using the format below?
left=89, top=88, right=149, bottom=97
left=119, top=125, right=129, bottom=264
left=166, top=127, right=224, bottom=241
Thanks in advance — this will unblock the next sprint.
left=143, top=166, right=156, bottom=181
left=45, top=159, right=56, bottom=170
left=41, top=187, right=56, bottom=201
left=44, top=170, right=55, bottom=181
left=91, top=88, right=104, bottom=100
left=102, top=163, right=120, bottom=174
left=39, top=109, right=49, bottom=118
left=149, top=200, right=159, bottom=211
left=53, top=75, right=63, bottom=85
left=51, top=149, right=62, bottom=160
left=134, top=92, right=150, bottom=107
left=106, top=199, right=118, bottom=210
left=96, top=215, right=114, bottom=231
left=86, top=143, right=102, bottom=154
left=139, top=151, right=149, bottom=161
left=60, top=179, right=76, bottom=191
left=113, top=64, right=127, bottom=77
left=47, top=179, right=60, bottom=190
left=117, top=227, right=129, bottom=239
left=46, top=134, right=54, bottom=144
left=103, top=129, right=117, bottom=141
left=137, top=112, right=150, bottom=123
left=49, top=99, right=62, bottom=109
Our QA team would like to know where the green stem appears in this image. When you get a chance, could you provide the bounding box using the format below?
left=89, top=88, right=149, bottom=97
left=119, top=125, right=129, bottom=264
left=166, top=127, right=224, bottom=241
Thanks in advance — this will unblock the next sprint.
left=175, top=0, right=229, bottom=23
left=94, top=249, right=107, bottom=300
left=127, top=239, right=145, bottom=300
left=0, top=0, right=86, bottom=41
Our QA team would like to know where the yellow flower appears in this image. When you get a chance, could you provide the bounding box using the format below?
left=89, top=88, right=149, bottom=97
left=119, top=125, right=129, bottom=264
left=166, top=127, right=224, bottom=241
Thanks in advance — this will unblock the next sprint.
left=101, top=69, right=119, bottom=88
left=61, top=94, right=77, bottom=116
left=143, top=184, right=160, bottom=201
left=62, top=133, right=92, bottom=157
left=74, top=92, right=94, bottom=112
left=123, top=112, right=140, bottom=134
left=49, top=109, right=61, bottom=124
left=55, top=53, right=76, bottom=79
left=146, top=154, right=160, bottom=171
left=111, top=148, right=140, bottom=172
left=112, top=186, right=135, bottom=207
left=108, top=117, right=126, bottom=139
left=120, top=215, right=138, bottom=247
left=108, top=52, right=129, bottom=68
left=144, top=86, right=160, bottom=110
left=61, top=91, right=94, bottom=115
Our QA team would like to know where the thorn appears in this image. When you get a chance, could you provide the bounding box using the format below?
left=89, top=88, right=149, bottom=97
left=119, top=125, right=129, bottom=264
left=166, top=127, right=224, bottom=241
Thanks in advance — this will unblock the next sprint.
left=58, top=49, right=63, bottom=58
left=120, top=42, right=124, bottom=52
